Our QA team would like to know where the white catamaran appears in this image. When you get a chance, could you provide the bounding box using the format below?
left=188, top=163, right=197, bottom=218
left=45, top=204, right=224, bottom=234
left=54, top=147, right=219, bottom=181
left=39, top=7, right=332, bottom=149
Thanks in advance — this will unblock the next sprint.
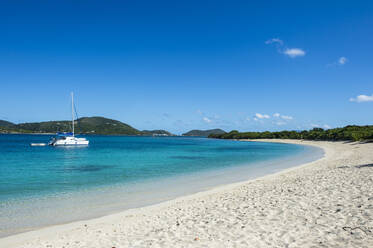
left=49, top=93, right=89, bottom=146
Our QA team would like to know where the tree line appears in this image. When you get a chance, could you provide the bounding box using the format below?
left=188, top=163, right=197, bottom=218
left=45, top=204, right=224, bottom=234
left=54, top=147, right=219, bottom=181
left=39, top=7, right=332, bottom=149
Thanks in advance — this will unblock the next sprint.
left=208, top=125, right=373, bottom=142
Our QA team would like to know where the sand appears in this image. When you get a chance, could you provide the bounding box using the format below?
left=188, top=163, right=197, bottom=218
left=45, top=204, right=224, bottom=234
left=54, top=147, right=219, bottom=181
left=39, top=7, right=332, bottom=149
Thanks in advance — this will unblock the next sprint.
left=1, top=140, right=372, bottom=247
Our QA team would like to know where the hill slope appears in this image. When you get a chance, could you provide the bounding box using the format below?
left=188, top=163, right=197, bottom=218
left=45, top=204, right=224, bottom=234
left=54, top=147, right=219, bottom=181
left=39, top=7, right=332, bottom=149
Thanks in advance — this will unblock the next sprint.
left=1, top=117, right=141, bottom=135
left=75, top=117, right=141, bottom=135
left=0, top=120, right=15, bottom=127
left=141, top=130, right=173, bottom=136
left=182, top=129, right=226, bottom=137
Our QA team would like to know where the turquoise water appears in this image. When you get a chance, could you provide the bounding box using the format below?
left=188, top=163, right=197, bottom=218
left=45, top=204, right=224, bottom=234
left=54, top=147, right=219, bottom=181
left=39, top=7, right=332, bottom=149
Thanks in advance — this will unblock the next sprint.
left=0, top=134, right=322, bottom=237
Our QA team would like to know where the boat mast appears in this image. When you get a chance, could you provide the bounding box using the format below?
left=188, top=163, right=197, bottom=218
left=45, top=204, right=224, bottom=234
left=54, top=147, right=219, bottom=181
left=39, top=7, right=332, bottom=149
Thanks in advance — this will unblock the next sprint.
left=71, top=92, right=74, bottom=137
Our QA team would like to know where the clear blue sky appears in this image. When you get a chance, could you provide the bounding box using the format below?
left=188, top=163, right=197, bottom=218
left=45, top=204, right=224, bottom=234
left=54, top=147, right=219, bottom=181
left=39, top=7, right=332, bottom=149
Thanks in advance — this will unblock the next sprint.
left=1, top=1, right=372, bottom=134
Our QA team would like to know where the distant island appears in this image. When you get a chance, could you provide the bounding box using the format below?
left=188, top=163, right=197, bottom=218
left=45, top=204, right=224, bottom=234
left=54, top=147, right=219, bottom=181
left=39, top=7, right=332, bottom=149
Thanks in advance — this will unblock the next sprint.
left=182, top=129, right=226, bottom=137
left=141, top=130, right=173, bottom=136
left=209, top=126, right=373, bottom=142
left=0, top=117, right=174, bottom=136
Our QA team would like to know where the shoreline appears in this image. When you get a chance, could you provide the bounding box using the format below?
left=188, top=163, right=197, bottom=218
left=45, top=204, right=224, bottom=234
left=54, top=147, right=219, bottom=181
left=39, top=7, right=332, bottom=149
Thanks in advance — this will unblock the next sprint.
left=1, top=139, right=373, bottom=247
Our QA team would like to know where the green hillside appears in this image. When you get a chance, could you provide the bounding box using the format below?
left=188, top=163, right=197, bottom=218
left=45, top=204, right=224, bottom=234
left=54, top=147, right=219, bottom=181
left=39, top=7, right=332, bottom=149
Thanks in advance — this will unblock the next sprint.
left=141, top=130, right=173, bottom=136
left=75, top=117, right=141, bottom=135
left=1, top=117, right=141, bottom=135
left=209, top=125, right=373, bottom=142
left=182, top=129, right=226, bottom=137
left=0, top=120, right=15, bottom=127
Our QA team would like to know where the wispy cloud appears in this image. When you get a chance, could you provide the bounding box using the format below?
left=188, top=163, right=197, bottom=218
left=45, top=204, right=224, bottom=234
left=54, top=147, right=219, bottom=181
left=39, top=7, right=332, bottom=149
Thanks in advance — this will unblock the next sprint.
left=203, top=117, right=212, bottom=123
left=281, top=115, right=293, bottom=120
left=349, top=94, right=373, bottom=103
left=265, top=38, right=283, bottom=45
left=248, top=112, right=294, bottom=127
left=323, top=124, right=331, bottom=129
left=266, top=38, right=306, bottom=58
left=273, top=113, right=293, bottom=120
left=255, top=113, right=270, bottom=119
left=197, top=110, right=222, bottom=124
left=327, top=56, right=348, bottom=67
left=338, top=57, right=348, bottom=65
left=283, top=48, right=306, bottom=58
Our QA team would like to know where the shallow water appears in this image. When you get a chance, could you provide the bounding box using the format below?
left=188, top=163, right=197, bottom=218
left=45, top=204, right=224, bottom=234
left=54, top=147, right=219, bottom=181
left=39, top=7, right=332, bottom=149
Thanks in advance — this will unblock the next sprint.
left=0, top=135, right=323, bottom=237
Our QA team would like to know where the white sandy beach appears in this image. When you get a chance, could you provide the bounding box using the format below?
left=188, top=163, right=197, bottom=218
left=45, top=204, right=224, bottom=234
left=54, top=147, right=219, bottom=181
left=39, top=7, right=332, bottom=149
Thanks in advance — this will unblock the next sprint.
left=1, top=140, right=373, bottom=247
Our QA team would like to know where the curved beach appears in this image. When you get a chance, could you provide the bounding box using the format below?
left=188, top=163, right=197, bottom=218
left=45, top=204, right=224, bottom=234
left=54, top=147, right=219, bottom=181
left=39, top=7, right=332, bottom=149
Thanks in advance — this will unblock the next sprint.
left=1, top=140, right=373, bottom=247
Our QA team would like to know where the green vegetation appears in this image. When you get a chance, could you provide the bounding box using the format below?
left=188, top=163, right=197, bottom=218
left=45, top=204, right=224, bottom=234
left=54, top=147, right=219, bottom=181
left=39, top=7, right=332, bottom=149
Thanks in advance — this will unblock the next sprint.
left=0, top=120, right=15, bottom=127
left=0, top=117, right=172, bottom=136
left=141, top=130, right=173, bottom=136
left=0, top=120, right=30, bottom=133
left=74, top=117, right=141, bottom=135
left=11, top=117, right=140, bottom=135
left=183, top=129, right=226, bottom=137
left=208, top=125, right=373, bottom=142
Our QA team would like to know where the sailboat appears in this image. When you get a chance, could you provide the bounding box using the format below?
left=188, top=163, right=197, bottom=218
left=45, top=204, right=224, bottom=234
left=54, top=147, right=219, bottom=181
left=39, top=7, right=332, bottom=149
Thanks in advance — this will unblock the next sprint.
left=49, top=93, right=89, bottom=146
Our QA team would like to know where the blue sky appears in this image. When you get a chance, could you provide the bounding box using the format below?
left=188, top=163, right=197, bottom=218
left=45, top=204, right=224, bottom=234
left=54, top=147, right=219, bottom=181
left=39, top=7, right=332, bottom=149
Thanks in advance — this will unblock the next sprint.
left=0, top=1, right=372, bottom=134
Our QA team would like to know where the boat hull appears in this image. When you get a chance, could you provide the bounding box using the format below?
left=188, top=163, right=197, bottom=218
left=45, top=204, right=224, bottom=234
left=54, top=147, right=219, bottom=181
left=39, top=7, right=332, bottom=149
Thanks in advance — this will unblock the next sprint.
left=49, top=136, right=89, bottom=146
left=51, top=141, right=89, bottom=146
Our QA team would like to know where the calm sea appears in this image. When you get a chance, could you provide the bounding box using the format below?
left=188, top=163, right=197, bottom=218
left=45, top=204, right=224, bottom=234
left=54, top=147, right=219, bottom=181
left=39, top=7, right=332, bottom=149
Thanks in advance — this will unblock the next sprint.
left=0, top=134, right=323, bottom=237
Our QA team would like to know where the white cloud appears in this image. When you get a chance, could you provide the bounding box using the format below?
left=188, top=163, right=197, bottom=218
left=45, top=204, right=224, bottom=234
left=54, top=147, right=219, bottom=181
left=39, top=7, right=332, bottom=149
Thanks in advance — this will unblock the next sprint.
left=266, top=39, right=306, bottom=58
left=311, top=124, right=320, bottom=128
left=265, top=38, right=283, bottom=45
left=327, top=56, right=348, bottom=67
left=253, top=117, right=259, bottom=121
left=349, top=94, right=373, bottom=103
left=273, top=113, right=293, bottom=120
left=281, top=115, right=293, bottom=120
left=255, top=113, right=270, bottom=119
left=197, top=110, right=221, bottom=124
left=266, top=38, right=306, bottom=58
left=338, top=57, right=348, bottom=65
left=203, top=117, right=212, bottom=123
left=283, top=48, right=306, bottom=58
left=323, top=124, right=331, bottom=129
